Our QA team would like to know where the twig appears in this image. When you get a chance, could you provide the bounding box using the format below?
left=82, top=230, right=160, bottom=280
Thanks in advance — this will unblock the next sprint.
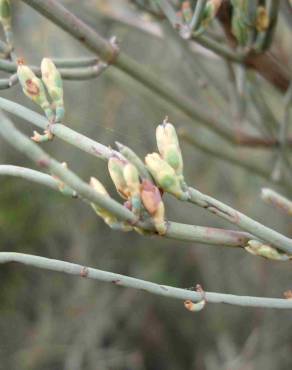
left=189, top=0, right=207, bottom=32
left=261, top=188, right=292, bottom=216
left=0, top=59, right=108, bottom=82
left=0, top=119, right=252, bottom=248
left=1, top=99, right=291, bottom=253
left=0, top=164, right=75, bottom=196
left=0, top=110, right=136, bottom=223
left=1, top=252, right=292, bottom=309
left=0, top=97, right=119, bottom=161
left=187, top=187, right=292, bottom=254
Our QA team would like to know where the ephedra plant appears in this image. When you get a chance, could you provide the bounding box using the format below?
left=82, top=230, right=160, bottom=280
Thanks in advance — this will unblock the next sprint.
left=0, top=0, right=292, bottom=311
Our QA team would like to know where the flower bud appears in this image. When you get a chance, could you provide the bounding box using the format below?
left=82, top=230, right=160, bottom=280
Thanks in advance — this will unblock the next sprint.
left=90, top=177, right=132, bottom=231
left=123, top=163, right=140, bottom=197
left=231, top=8, right=248, bottom=46
left=256, top=6, right=269, bottom=32
left=156, top=120, right=184, bottom=178
left=17, top=61, right=54, bottom=122
left=108, top=157, right=128, bottom=199
left=123, top=162, right=141, bottom=215
left=184, top=299, right=206, bottom=312
left=145, top=153, right=186, bottom=199
left=245, top=240, right=290, bottom=261
left=140, top=179, right=166, bottom=235
left=201, top=0, right=222, bottom=28
left=41, top=58, right=64, bottom=122
left=181, top=1, right=193, bottom=23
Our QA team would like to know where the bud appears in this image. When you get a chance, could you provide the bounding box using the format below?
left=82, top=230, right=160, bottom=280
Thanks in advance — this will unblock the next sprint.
left=245, top=240, right=290, bottom=261
left=17, top=61, right=54, bottom=122
left=140, top=179, right=166, bottom=235
left=201, top=0, right=222, bottom=28
left=123, top=162, right=141, bottom=215
left=231, top=9, right=248, bottom=46
left=31, top=129, right=53, bottom=143
left=0, top=0, right=12, bottom=44
left=145, top=153, right=186, bottom=199
left=156, top=120, right=183, bottom=177
left=41, top=58, right=64, bottom=122
left=90, top=176, right=129, bottom=229
left=108, top=157, right=128, bottom=199
left=181, top=1, right=193, bottom=23
left=256, top=6, right=269, bottom=32
left=184, top=299, right=206, bottom=312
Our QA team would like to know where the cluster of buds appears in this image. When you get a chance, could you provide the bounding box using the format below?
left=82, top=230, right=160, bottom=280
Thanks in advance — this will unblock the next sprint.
left=145, top=118, right=188, bottom=200
left=89, top=177, right=131, bottom=231
left=90, top=120, right=187, bottom=235
left=17, top=59, right=55, bottom=123
left=0, top=0, right=12, bottom=45
left=17, top=58, right=65, bottom=125
left=230, top=0, right=273, bottom=51
left=245, top=240, right=291, bottom=261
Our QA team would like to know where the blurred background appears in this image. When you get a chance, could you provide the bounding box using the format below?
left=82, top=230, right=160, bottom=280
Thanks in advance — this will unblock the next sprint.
left=0, top=1, right=292, bottom=369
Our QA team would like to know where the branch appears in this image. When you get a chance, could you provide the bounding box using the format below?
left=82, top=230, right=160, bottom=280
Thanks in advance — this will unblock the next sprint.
left=0, top=110, right=136, bottom=223
left=1, top=252, right=292, bottom=309
left=1, top=99, right=291, bottom=254
left=187, top=187, right=292, bottom=255
left=261, top=188, right=292, bottom=217
left=0, top=167, right=251, bottom=249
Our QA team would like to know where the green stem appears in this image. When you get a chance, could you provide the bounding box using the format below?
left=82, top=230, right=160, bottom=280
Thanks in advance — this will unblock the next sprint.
left=189, top=0, right=207, bottom=32
left=1, top=252, right=292, bottom=309
left=261, top=188, right=292, bottom=216
left=0, top=110, right=136, bottom=223
left=187, top=187, right=292, bottom=254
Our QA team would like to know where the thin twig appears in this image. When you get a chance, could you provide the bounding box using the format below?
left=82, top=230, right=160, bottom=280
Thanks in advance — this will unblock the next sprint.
left=187, top=187, right=292, bottom=254
left=0, top=123, right=252, bottom=248
left=1, top=252, right=292, bottom=309
left=189, top=0, right=207, bottom=32
left=261, top=188, right=292, bottom=216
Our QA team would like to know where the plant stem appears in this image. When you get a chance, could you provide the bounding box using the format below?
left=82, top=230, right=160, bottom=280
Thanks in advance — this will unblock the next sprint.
left=261, top=188, right=292, bottom=216
left=187, top=187, right=292, bottom=254
left=0, top=165, right=64, bottom=192
left=0, top=59, right=107, bottom=81
left=0, top=110, right=136, bottom=223
left=0, top=97, right=120, bottom=161
left=0, top=165, right=252, bottom=248
left=1, top=252, right=292, bottom=309
left=189, top=0, right=207, bottom=32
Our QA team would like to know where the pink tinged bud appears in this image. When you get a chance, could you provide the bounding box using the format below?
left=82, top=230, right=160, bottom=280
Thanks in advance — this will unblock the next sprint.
left=141, top=180, right=166, bottom=235
left=184, top=299, right=206, bottom=312
left=140, top=180, right=162, bottom=215
left=17, top=62, right=54, bottom=122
